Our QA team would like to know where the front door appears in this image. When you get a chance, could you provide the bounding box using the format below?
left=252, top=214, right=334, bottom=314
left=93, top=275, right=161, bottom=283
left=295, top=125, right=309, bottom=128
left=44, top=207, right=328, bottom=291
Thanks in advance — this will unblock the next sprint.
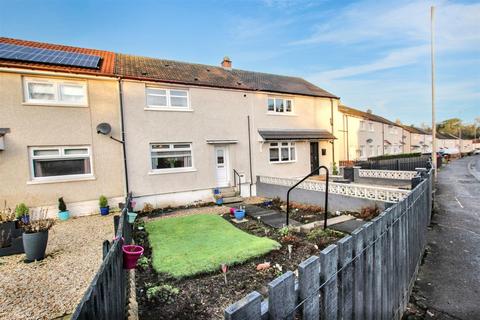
left=215, top=146, right=229, bottom=187
left=310, top=142, right=319, bottom=175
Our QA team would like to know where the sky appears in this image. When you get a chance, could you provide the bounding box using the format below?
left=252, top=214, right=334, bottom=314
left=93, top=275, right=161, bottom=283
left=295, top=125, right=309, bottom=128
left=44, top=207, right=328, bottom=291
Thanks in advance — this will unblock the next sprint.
left=1, top=0, right=479, bottom=126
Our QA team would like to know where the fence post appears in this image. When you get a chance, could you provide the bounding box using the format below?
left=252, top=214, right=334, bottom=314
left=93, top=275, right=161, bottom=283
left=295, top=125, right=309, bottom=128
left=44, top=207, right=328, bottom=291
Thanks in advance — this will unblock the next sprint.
left=320, top=244, right=338, bottom=320
left=351, top=227, right=364, bottom=320
left=102, top=240, right=110, bottom=260
left=362, top=222, right=374, bottom=319
left=338, top=235, right=354, bottom=320
left=224, top=291, right=262, bottom=320
left=371, top=216, right=383, bottom=319
left=268, top=271, right=296, bottom=320
left=114, top=215, right=120, bottom=235
left=299, top=256, right=320, bottom=320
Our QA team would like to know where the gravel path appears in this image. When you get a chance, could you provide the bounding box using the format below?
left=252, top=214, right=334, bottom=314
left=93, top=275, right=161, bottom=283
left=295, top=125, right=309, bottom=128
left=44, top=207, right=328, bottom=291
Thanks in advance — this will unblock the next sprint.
left=0, top=215, right=115, bottom=320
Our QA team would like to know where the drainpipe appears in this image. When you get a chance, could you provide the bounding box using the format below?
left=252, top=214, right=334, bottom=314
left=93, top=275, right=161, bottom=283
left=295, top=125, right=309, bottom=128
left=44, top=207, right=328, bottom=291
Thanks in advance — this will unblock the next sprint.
left=330, top=99, right=335, bottom=166
left=382, top=124, right=385, bottom=155
left=118, top=78, right=130, bottom=194
left=346, top=115, right=350, bottom=161
left=247, top=115, right=253, bottom=197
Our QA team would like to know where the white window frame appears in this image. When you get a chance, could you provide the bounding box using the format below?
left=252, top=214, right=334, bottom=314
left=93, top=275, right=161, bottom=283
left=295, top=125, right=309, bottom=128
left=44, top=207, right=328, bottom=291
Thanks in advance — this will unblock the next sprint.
left=267, top=97, right=294, bottom=114
left=145, top=86, right=191, bottom=111
left=360, top=121, right=366, bottom=131
left=359, top=145, right=366, bottom=158
left=29, top=146, right=94, bottom=183
left=368, top=122, right=374, bottom=132
left=269, top=141, right=296, bottom=163
left=23, top=77, right=88, bottom=107
left=149, top=142, right=195, bottom=174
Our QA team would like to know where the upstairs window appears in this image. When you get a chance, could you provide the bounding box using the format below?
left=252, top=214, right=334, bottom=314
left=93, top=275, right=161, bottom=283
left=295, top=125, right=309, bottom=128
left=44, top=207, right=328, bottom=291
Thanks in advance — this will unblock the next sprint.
left=360, top=121, right=366, bottom=130
left=150, top=143, right=193, bottom=171
left=269, top=142, right=296, bottom=163
left=267, top=97, right=293, bottom=114
left=24, top=77, right=87, bottom=106
left=146, top=87, right=189, bottom=109
left=368, top=122, right=374, bottom=132
left=30, top=146, right=92, bottom=181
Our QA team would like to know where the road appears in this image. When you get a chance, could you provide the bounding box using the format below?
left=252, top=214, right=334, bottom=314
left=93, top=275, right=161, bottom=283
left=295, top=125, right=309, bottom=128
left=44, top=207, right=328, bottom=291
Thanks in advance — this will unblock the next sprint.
left=410, top=156, right=480, bottom=319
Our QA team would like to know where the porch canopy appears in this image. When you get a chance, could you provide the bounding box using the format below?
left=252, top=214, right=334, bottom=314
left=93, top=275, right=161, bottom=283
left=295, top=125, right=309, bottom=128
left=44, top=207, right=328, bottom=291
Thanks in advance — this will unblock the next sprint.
left=258, top=128, right=336, bottom=141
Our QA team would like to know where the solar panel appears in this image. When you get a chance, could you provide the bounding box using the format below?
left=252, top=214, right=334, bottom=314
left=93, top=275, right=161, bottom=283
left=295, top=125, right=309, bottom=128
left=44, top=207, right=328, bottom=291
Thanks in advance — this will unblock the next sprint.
left=0, top=43, right=101, bottom=69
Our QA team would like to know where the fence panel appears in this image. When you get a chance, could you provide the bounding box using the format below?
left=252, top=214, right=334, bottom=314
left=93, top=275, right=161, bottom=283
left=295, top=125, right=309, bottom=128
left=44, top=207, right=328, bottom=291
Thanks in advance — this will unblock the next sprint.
left=225, top=170, right=433, bottom=320
left=71, top=194, right=132, bottom=320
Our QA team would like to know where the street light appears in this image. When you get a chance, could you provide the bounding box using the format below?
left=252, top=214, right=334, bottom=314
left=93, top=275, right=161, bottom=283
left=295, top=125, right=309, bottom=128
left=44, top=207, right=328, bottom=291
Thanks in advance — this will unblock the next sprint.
left=431, top=6, right=437, bottom=169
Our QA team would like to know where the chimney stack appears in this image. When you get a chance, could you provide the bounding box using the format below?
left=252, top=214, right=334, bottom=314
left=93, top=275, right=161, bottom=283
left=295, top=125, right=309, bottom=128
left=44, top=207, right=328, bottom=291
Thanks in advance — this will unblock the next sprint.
left=221, top=56, right=232, bottom=69
left=366, top=109, right=373, bottom=114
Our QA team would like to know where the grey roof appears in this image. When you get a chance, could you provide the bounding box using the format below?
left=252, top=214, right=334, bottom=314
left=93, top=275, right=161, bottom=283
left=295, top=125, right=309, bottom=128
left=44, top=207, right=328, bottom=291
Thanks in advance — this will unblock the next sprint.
left=0, top=128, right=10, bottom=136
left=258, top=128, right=336, bottom=141
left=115, top=53, right=338, bottom=98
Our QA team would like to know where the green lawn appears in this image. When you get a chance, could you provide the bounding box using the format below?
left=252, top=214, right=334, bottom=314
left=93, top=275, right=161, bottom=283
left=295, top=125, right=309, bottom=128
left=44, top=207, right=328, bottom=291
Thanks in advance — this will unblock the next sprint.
left=145, top=214, right=280, bottom=278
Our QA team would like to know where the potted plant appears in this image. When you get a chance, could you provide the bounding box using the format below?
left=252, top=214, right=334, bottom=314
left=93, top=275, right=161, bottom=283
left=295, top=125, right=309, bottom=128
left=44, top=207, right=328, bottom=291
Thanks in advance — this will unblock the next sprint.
left=127, top=211, right=138, bottom=224
left=20, top=208, right=55, bottom=262
left=122, top=244, right=144, bottom=269
left=99, top=195, right=109, bottom=216
left=57, top=197, right=69, bottom=221
left=15, top=203, right=29, bottom=224
left=0, top=202, right=16, bottom=248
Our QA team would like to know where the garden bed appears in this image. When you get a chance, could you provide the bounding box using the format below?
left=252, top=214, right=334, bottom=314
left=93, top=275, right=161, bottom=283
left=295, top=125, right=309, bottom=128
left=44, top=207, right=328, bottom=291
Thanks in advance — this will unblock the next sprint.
left=134, top=211, right=344, bottom=319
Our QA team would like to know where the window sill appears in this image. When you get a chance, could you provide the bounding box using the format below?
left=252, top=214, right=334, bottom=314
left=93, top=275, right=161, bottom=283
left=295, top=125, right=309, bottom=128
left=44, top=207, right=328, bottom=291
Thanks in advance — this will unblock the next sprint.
left=266, top=112, right=296, bottom=116
left=269, top=160, right=297, bottom=164
left=144, top=107, right=193, bottom=112
left=27, top=175, right=96, bottom=185
left=148, top=168, right=197, bottom=175
left=22, top=102, right=88, bottom=108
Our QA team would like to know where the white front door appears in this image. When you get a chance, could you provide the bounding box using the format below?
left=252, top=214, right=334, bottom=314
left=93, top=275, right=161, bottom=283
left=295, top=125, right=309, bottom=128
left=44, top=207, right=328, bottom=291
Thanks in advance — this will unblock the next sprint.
left=215, top=146, right=229, bottom=187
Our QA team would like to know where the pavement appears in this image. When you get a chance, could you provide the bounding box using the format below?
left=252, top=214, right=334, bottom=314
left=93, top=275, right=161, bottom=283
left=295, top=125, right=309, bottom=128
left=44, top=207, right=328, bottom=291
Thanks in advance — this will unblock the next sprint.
left=410, top=156, right=480, bottom=319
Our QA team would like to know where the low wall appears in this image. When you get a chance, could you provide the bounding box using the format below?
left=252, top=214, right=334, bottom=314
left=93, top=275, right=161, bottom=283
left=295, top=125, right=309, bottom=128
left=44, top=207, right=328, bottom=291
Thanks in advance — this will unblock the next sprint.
left=256, top=181, right=388, bottom=212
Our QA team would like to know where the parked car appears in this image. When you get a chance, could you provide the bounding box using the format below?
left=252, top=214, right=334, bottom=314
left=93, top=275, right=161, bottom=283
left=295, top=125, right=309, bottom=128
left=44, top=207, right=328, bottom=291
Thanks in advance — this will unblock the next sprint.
left=473, top=149, right=480, bottom=155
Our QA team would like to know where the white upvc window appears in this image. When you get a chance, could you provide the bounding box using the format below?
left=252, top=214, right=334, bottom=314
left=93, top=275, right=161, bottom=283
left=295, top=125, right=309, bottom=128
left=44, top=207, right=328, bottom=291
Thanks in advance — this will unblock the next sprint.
left=29, top=146, right=93, bottom=182
left=368, top=122, right=374, bottom=132
left=360, top=121, right=366, bottom=131
left=369, top=145, right=374, bottom=156
left=267, top=97, right=293, bottom=114
left=24, top=77, right=87, bottom=106
left=359, top=145, right=366, bottom=158
left=146, top=87, right=190, bottom=110
left=269, top=142, right=296, bottom=163
left=150, top=143, right=193, bottom=172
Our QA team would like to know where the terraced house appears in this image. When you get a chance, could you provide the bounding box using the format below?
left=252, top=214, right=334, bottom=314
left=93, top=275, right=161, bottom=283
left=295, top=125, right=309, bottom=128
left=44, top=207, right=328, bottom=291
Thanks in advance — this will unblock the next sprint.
left=0, top=38, right=125, bottom=216
left=338, top=105, right=406, bottom=161
left=0, top=37, right=343, bottom=213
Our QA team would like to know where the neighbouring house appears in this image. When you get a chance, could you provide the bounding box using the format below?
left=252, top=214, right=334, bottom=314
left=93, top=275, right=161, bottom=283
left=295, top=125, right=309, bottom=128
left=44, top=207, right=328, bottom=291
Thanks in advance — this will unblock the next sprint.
left=115, top=55, right=341, bottom=209
left=473, top=139, right=480, bottom=150
left=0, top=37, right=125, bottom=216
left=401, top=125, right=433, bottom=153
left=338, top=105, right=405, bottom=161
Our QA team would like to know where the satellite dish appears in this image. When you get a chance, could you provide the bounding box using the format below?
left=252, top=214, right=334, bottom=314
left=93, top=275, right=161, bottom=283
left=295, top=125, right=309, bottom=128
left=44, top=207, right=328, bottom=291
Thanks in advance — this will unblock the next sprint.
left=366, top=138, right=373, bottom=144
left=96, top=123, right=112, bottom=135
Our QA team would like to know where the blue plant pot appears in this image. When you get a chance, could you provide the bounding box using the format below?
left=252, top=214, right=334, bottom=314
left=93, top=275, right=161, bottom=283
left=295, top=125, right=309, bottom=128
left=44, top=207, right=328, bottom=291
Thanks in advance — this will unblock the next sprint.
left=58, top=211, right=69, bottom=221
left=100, top=207, right=110, bottom=216
left=213, top=188, right=220, bottom=195
left=127, top=212, right=137, bottom=224
left=234, top=209, right=245, bottom=220
left=216, top=198, right=224, bottom=205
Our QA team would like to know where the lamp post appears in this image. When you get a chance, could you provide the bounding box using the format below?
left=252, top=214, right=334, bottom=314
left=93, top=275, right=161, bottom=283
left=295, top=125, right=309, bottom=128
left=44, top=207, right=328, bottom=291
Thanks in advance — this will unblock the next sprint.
left=430, top=6, right=437, bottom=169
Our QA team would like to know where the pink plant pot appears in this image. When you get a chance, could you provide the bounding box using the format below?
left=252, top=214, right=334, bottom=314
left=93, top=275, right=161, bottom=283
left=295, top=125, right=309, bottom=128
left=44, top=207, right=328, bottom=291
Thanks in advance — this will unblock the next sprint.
left=229, top=207, right=236, bottom=216
left=122, top=245, right=144, bottom=269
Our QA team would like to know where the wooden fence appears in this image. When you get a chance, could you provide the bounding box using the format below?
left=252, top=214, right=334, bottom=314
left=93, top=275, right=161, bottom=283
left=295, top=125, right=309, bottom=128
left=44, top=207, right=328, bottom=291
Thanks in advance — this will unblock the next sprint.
left=355, top=156, right=432, bottom=171
left=225, top=170, right=433, bottom=320
left=71, top=193, right=133, bottom=320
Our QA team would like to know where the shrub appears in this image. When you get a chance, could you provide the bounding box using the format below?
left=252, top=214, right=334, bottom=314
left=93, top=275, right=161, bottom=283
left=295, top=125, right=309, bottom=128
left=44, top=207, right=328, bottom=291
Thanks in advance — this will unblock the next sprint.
left=146, top=284, right=180, bottom=304
left=358, top=204, right=381, bottom=220
left=307, top=228, right=344, bottom=242
left=137, top=256, right=150, bottom=269
left=99, top=195, right=108, bottom=208
left=332, top=162, right=339, bottom=175
left=58, top=197, right=67, bottom=212
left=20, top=208, right=55, bottom=233
left=367, top=152, right=422, bottom=161
left=278, top=226, right=290, bottom=237
left=0, top=201, right=15, bottom=223
left=15, top=203, right=29, bottom=219
left=141, top=203, right=154, bottom=214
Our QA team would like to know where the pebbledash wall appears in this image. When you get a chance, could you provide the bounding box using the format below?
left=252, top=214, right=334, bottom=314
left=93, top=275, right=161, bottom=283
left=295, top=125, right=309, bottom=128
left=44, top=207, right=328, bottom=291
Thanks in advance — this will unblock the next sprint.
left=121, top=79, right=342, bottom=211
left=0, top=69, right=125, bottom=217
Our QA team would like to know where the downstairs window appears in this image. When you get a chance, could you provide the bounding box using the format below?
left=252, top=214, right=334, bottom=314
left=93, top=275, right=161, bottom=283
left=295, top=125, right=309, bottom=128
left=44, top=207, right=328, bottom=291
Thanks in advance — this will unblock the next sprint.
left=269, top=142, right=296, bottom=163
left=150, top=143, right=193, bottom=171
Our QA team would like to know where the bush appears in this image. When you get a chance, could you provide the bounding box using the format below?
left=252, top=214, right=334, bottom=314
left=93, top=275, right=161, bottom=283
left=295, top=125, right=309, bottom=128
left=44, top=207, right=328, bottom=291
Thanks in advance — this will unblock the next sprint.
left=20, top=208, right=55, bottom=233
left=99, top=195, right=108, bottom=208
left=146, top=284, right=180, bottom=304
left=58, top=197, right=67, bottom=212
left=141, top=202, right=154, bottom=214
left=137, top=256, right=150, bottom=269
left=15, top=203, right=29, bottom=218
left=332, top=162, right=339, bottom=175
left=307, top=228, right=344, bottom=241
left=358, top=204, right=381, bottom=220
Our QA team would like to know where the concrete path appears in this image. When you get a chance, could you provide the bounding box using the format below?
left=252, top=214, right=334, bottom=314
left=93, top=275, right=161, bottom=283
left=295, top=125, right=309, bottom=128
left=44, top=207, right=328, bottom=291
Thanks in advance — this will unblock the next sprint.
left=411, top=156, right=480, bottom=319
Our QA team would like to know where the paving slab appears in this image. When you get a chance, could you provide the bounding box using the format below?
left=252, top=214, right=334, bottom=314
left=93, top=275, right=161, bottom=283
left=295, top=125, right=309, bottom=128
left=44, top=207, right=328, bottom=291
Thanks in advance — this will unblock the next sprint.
left=260, top=212, right=301, bottom=228
left=330, top=219, right=366, bottom=234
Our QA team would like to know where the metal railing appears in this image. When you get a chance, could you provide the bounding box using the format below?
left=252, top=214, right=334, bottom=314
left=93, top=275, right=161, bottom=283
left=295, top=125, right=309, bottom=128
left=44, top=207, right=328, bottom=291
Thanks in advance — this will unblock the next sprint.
left=286, top=166, right=329, bottom=227
left=71, top=192, right=133, bottom=320
left=233, top=169, right=242, bottom=197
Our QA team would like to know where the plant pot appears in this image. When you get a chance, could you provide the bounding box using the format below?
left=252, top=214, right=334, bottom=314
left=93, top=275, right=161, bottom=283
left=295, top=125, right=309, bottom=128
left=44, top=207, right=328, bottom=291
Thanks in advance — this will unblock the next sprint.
left=122, top=244, right=144, bottom=269
left=100, top=206, right=110, bottom=216
left=213, top=188, right=220, bottom=195
left=0, top=221, right=15, bottom=248
left=58, top=210, right=70, bottom=221
left=216, top=198, right=224, bottom=205
left=229, top=207, right=236, bottom=216
left=23, top=230, right=48, bottom=262
left=127, top=212, right=137, bottom=224
left=234, top=209, right=245, bottom=221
